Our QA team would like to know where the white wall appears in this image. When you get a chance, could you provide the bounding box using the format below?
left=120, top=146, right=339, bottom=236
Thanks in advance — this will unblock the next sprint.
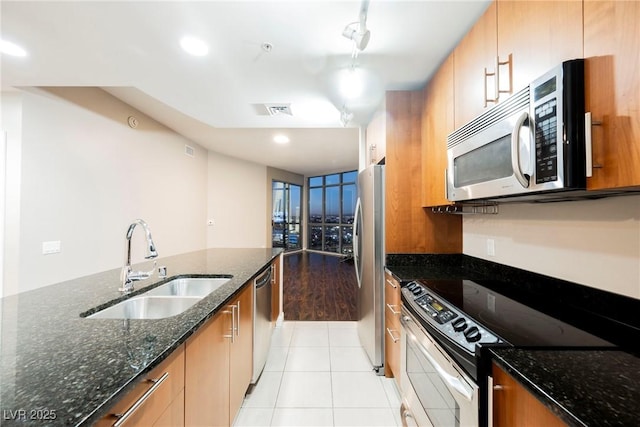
left=4, top=88, right=208, bottom=296
left=207, top=151, right=267, bottom=248
left=463, top=195, right=640, bottom=299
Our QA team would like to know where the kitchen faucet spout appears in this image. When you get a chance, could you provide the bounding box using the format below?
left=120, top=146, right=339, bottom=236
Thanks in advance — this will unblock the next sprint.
left=120, top=219, right=158, bottom=293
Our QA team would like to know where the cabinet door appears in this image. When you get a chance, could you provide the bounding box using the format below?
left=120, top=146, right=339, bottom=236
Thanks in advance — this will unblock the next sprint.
left=185, top=309, right=231, bottom=427
left=97, top=345, right=185, bottom=427
left=497, top=0, right=583, bottom=95
left=454, top=1, right=497, bottom=128
left=230, top=284, right=254, bottom=424
left=584, top=0, right=640, bottom=189
left=422, top=53, right=455, bottom=207
left=492, top=362, right=566, bottom=427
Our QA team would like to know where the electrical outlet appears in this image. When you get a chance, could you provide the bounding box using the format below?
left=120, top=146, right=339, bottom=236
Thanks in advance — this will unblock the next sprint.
left=487, top=294, right=496, bottom=313
left=42, top=241, right=61, bottom=255
left=486, top=238, right=495, bottom=257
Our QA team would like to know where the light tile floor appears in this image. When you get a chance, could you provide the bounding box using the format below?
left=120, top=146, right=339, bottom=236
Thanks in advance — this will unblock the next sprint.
left=234, top=321, right=402, bottom=427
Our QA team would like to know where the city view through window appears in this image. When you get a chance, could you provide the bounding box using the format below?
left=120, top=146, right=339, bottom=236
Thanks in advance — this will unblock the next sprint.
left=308, top=171, right=357, bottom=255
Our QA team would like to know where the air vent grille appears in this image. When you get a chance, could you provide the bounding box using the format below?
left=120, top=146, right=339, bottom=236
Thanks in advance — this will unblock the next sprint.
left=447, top=87, right=530, bottom=148
left=265, top=103, right=293, bottom=116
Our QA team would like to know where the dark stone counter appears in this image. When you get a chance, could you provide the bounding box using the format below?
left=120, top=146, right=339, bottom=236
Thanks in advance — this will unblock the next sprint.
left=490, top=348, right=640, bottom=427
left=0, top=248, right=281, bottom=426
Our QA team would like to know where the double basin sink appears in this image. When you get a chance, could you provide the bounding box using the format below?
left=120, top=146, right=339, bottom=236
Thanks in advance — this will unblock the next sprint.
left=85, top=276, right=231, bottom=320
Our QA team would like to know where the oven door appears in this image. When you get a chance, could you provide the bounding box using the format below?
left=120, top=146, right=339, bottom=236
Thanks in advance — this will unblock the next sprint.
left=400, top=307, right=479, bottom=427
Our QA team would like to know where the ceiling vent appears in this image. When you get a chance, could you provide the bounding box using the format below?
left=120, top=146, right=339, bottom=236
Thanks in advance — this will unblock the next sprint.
left=265, top=103, right=293, bottom=116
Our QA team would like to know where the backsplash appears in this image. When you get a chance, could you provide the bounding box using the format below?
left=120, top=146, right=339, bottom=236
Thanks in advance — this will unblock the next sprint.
left=463, top=194, right=640, bottom=299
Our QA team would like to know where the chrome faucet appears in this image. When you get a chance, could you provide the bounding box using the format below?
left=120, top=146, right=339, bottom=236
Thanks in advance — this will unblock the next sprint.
left=120, top=219, right=158, bottom=293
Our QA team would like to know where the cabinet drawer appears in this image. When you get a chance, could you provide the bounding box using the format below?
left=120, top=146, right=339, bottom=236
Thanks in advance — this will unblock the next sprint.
left=98, top=345, right=185, bottom=427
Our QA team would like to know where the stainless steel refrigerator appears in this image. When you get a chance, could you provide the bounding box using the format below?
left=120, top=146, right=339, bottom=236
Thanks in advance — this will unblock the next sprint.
left=354, top=164, right=385, bottom=374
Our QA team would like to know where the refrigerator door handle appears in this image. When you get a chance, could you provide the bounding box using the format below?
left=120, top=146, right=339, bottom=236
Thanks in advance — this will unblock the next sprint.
left=353, top=197, right=363, bottom=289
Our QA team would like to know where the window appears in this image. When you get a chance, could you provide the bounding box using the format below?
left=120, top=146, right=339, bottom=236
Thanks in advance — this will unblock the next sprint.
left=272, top=181, right=302, bottom=252
left=307, top=170, right=357, bottom=254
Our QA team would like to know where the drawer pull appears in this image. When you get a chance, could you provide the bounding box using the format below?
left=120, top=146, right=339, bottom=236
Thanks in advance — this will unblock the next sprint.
left=386, top=303, right=400, bottom=316
left=113, top=371, right=169, bottom=427
left=386, top=328, right=400, bottom=343
left=385, top=278, right=398, bottom=289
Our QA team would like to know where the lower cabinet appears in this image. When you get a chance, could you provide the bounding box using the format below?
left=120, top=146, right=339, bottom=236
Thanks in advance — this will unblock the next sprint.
left=185, top=283, right=254, bottom=427
left=384, top=270, right=401, bottom=386
left=492, top=362, right=566, bottom=427
left=97, top=345, right=185, bottom=427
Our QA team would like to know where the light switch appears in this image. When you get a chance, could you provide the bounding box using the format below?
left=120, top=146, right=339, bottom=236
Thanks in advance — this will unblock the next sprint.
left=42, top=241, right=61, bottom=255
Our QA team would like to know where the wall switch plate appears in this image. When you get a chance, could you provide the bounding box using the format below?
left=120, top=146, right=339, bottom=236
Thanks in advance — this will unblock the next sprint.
left=42, top=241, right=61, bottom=255
left=486, top=238, right=496, bottom=257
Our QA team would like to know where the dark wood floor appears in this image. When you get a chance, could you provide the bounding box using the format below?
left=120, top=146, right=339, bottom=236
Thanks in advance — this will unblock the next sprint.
left=283, top=251, right=358, bottom=321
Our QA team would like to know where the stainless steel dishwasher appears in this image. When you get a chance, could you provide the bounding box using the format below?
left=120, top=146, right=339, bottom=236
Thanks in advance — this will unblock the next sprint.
left=251, top=265, right=273, bottom=383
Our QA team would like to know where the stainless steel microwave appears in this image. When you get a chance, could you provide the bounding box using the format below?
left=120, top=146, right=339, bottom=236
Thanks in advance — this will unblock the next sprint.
left=446, top=59, right=586, bottom=202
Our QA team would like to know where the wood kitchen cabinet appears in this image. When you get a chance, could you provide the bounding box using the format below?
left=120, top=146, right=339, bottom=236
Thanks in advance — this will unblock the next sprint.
left=383, top=270, right=401, bottom=386
left=492, top=362, right=567, bottom=427
left=385, top=90, right=462, bottom=253
left=97, top=345, right=185, bottom=427
left=497, top=0, right=583, bottom=96
left=454, top=0, right=583, bottom=124
left=185, top=283, right=254, bottom=427
left=454, top=1, right=497, bottom=128
left=229, top=284, right=254, bottom=423
left=422, top=53, right=455, bottom=207
left=584, top=0, right=640, bottom=190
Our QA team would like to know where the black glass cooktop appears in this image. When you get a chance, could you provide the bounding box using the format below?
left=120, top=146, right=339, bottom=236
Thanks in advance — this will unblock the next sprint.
left=416, top=278, right=613, bottom=348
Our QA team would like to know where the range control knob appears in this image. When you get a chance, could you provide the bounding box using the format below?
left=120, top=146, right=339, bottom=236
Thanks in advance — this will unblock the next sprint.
left=452, top=318, right=467, bottom=332
left=406, top=283, right=417, bottom=291
left=464, top=326, right=481, bottom=343
left=412, top=287, right=422, bottom=296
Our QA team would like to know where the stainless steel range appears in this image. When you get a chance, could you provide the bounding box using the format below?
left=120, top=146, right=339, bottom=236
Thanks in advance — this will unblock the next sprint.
left=399, top=279, right=612, bottom=427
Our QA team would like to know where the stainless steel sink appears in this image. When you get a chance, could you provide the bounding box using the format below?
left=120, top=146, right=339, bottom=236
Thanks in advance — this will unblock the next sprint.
left=144, top=277, right=231, bottom=298
left=86, top=296, right=201, bottom=319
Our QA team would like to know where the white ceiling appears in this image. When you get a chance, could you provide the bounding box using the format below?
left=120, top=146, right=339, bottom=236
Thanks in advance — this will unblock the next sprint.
left=1, top=0, right=490, bottom=176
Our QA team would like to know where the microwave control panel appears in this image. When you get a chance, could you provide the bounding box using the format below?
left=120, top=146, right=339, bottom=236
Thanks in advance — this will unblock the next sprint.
left=534, top=98, right=558, bottom=184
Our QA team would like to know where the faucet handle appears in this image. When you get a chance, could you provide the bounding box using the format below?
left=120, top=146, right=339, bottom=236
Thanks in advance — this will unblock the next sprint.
left=129, top=261, right=157, bottom=281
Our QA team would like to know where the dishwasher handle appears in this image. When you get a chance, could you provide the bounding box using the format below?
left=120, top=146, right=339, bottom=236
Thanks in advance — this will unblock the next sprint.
left=254, top=267, right=272, bottom=289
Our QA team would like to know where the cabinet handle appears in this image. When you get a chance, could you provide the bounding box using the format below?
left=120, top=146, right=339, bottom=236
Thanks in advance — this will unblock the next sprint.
left=236, top=301, right=240, bottom=337
left=223, top=307, right=236, bottom=343
left=496, top=54, right=513, bottom=98
left=113, top=372, right=169, bottom=427
left=385, top=278, right=397, bottom=289
left=585, top=112, right=604, bottom=178
left=484, top=67, right=498, bottom=107
left=386, top=328, right=400, bottom=343
left=386, top=303, right=400, bottom=316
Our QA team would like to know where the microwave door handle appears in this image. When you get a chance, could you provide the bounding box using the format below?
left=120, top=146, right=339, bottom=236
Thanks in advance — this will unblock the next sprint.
left=511, top=111, right=531, bottom=188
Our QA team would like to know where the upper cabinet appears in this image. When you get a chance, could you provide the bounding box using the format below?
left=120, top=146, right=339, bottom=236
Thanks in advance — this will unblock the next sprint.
left=385, top=90, right=462, bottom=254
left=584, top=0, right=640, bottom=190
left=454, top=1, right=583, bottom=129
left=454, top=2, right=497, bottom=129
left=496, top=0, right=583, bottom=95
left=422, top=53, right=455, bottom=207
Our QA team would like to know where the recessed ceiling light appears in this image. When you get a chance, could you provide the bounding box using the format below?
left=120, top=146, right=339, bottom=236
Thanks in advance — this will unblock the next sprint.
left=273, top=135, right=290, bottom=144
left=180, top=36, right=209, bottom=56
left=1, top=39, right=27, bottom=57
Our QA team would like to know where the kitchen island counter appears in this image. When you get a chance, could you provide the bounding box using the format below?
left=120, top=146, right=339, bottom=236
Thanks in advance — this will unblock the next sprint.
left=0, top=248, right=281, bottom=426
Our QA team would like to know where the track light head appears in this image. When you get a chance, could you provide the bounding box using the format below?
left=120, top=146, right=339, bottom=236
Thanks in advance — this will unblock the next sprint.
left=342, top=22, right=370, bottom=51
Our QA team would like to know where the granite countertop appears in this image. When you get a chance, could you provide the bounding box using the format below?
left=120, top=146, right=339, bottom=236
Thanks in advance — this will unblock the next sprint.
left=385, top=253, right=640, bottom=426
left=490, top=348, right=640, bottom=427
left=0, top=248, right=281, bottom=426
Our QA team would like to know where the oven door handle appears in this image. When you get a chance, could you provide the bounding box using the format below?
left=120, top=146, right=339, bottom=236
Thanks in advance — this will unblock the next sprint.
left=403, top=315, right=474, bottom=402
